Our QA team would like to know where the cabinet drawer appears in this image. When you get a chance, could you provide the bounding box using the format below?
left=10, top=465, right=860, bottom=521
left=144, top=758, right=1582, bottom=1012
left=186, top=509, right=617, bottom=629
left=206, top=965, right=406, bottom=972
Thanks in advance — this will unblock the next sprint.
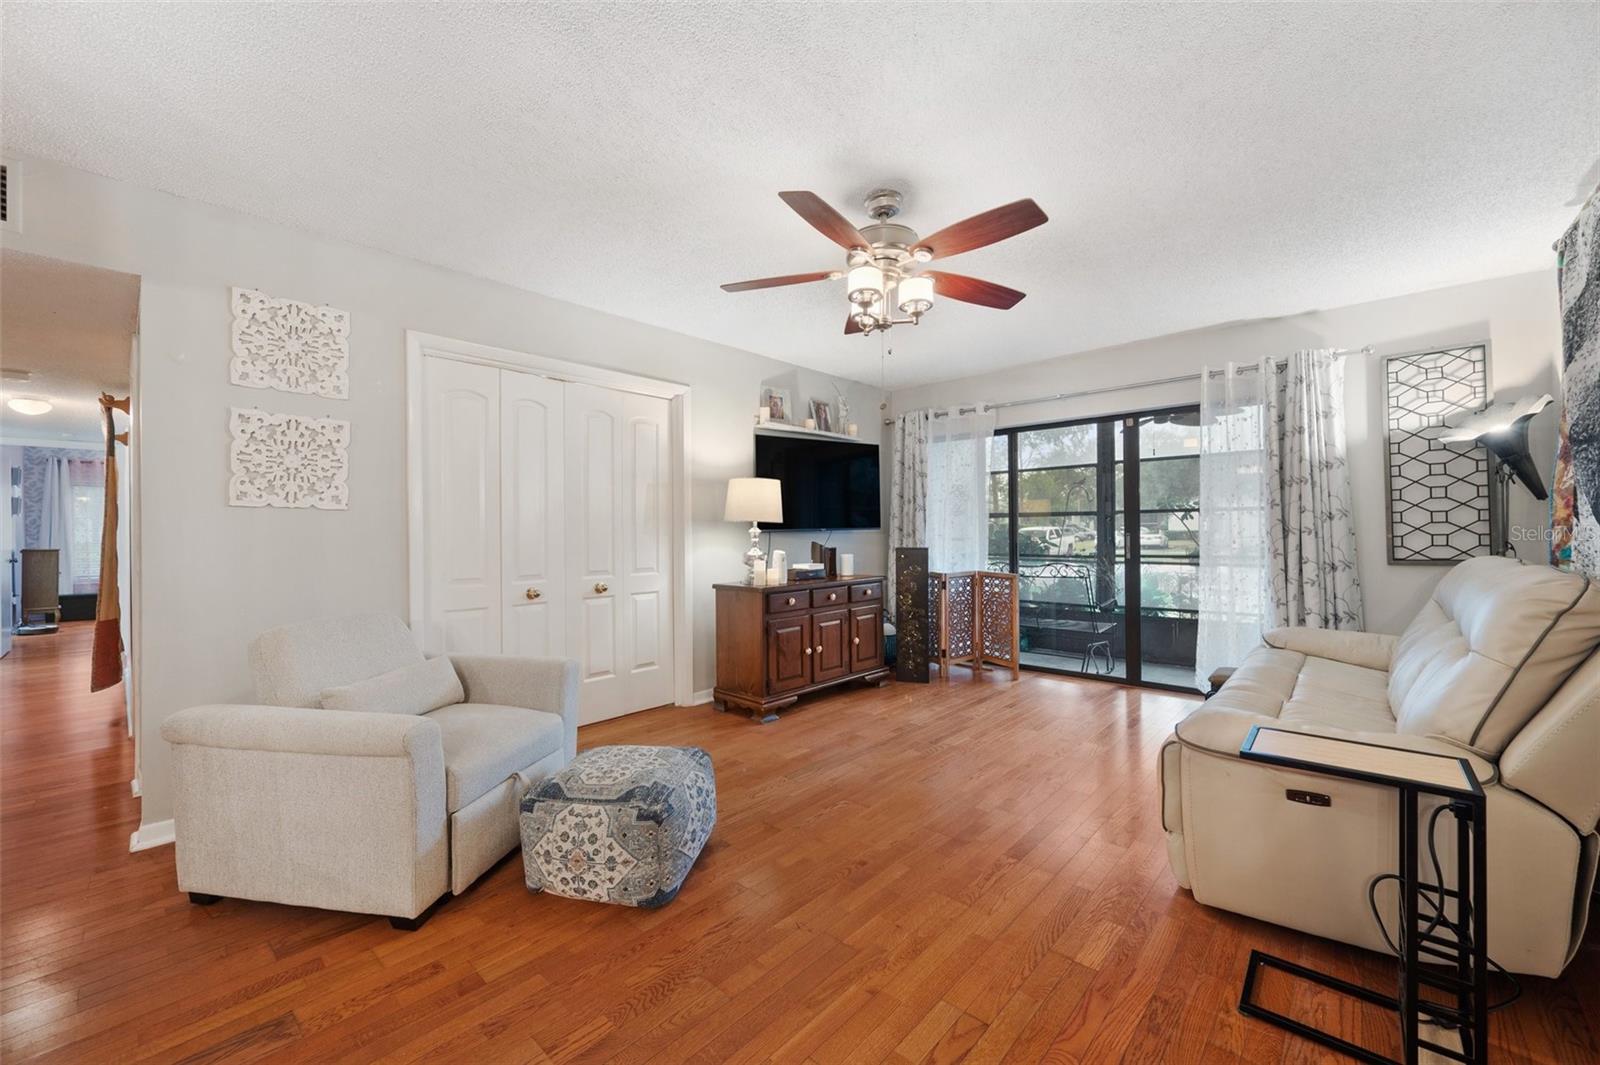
left=849, top=581, right=884, bottom=603
left=766, top=589, right=809, bottom=614
left=813, top=586, right=848, bottom=608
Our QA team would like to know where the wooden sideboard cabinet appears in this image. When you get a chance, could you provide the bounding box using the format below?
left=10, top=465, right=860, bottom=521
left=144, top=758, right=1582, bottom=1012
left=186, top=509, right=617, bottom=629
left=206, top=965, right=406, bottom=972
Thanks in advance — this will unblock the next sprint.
left=713, top=576, right=891, bottom=721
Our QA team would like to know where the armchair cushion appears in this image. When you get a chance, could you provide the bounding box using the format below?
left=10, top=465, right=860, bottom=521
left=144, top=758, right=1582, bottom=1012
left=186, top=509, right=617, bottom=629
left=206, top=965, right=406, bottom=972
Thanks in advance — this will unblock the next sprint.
left=429, top=703, right=565, bottom=813
left=320, top=655, right=464, bottom=716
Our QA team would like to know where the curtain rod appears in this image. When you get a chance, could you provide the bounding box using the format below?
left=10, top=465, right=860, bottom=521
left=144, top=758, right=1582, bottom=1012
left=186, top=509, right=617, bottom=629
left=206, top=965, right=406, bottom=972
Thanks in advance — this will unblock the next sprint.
left=883, top=345, right=1376, bottom=423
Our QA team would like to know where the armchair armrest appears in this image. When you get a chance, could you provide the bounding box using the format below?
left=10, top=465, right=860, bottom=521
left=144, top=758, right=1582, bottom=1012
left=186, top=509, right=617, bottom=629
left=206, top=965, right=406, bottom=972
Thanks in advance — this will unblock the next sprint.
left=159, top=704, right=448, bottom=919
left=1263, top=627, right=1396, bottom=671
left=448, top=655, right=581, bottom=759
left=162, top=703, right=441, bottom=757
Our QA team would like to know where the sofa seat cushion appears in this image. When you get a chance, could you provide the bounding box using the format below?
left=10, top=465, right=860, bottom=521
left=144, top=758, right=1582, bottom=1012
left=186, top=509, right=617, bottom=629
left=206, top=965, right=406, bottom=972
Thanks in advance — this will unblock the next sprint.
left=429, top=703, right=565, bottom=813
left=1279, top=657, right=1395, bottom=733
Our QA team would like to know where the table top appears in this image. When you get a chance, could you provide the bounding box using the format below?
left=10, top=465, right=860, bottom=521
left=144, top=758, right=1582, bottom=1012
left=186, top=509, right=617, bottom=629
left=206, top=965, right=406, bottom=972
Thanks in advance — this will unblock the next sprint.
left=713, top=575, right=884, bottom=592
left=1240, top=726, right=1481, bottom=798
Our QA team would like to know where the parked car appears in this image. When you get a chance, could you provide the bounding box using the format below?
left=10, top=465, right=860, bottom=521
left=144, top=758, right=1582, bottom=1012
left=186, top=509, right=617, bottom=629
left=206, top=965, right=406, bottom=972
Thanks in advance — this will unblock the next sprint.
left=1139, top=527, right=1169, bottom=550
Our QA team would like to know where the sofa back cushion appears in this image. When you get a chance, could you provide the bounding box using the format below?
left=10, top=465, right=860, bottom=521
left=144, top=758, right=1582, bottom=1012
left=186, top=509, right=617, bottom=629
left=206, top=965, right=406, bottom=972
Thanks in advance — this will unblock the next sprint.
left=320, top=654, right=465, bottom=716
left=1500, top=650, right=1600, bottom=832
left=250, top=613, right=425, bottom=708
left=1389, top=557, right=1600, bottom=754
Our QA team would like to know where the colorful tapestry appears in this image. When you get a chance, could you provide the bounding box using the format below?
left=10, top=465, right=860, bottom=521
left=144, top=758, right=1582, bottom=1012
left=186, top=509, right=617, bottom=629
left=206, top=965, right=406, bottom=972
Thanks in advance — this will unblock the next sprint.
left=1552, top=193, right=1600, bottom=576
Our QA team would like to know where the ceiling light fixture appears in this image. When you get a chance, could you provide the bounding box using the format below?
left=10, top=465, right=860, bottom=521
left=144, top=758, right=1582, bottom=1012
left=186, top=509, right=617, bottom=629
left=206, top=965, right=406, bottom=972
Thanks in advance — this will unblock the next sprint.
left=721, top=187, right=1048, bottom=337
left=6, top=397, right=53, bottom=416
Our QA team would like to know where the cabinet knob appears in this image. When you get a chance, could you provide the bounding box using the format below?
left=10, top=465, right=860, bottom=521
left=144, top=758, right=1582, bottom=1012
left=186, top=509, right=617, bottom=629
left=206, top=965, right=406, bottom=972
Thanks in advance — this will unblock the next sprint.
left=864, top=588, right=873, bottom=596
left=594, top=582, right=609, bottom=594
left=525, top=588, right=542, bottom=600
left=853, top=636, right=860, bottom=645
left=828, top=592, right=837, bottom=601
left=804, top=646, right=812, bottom=655
left=816, top=645, right=823, bottom=653
left=786, top=596, right=796, bottom=606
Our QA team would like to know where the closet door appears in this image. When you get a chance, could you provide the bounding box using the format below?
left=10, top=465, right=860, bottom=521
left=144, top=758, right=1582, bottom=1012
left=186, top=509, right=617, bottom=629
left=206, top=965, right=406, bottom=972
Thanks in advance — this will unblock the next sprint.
left=421, top=357, right=500, bottom=655
left=501, top=371, right=565, bottom=658
left=564, top=383, right=675, bottom=723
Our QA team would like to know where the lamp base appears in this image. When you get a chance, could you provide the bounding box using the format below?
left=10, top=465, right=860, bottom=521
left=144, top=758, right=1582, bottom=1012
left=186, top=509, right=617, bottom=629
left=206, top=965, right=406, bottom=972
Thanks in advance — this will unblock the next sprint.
left=744, top=522, right=766, bottom=585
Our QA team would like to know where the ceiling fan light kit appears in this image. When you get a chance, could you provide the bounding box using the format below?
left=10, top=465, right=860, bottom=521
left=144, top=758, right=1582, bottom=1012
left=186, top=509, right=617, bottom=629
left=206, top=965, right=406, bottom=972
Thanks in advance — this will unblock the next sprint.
left=722, top=187, right=1048, bottom=337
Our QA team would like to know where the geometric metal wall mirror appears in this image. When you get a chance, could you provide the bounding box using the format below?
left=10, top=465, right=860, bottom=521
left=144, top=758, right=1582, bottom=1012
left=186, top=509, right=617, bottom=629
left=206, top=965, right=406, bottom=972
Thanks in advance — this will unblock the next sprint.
left=230, top=286, right=350, bottom=399
left=1383, top=344, right=1493, bottom=563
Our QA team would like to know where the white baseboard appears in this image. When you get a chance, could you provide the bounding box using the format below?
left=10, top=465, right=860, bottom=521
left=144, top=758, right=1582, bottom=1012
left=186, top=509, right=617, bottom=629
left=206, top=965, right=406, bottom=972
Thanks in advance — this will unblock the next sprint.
left=688, top=688, right=714, bottom=706
left=130, top=777, right=141, bottom=797
left=129, top=819, right=174, bottom=852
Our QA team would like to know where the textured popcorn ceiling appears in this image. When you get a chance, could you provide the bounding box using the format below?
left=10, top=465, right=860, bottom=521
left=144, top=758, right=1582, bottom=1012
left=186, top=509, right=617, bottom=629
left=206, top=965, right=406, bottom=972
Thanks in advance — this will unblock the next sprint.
left=3, top=3, right=1596, bottom=389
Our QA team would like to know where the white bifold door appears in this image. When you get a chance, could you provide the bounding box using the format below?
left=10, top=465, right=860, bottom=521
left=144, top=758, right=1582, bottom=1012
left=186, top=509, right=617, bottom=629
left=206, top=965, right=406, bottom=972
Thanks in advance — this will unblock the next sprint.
left=419, top=358, right=674, bottom=723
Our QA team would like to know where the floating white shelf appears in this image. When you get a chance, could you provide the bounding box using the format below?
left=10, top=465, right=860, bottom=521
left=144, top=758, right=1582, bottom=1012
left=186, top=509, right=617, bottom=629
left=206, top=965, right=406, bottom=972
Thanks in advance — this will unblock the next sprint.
left=755, top=422, right=871, bottom=445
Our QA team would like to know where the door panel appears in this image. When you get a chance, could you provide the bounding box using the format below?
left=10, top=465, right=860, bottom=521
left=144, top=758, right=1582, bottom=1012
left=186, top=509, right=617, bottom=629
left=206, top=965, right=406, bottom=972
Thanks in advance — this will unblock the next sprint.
left=565, top=384, right=676, bottom=723
left=850, top=606, right=884, bottom=672
left=813, top=608, right=849, bottom=682
left=767, top=615, right=812, bottom=694
left=501, top=370, right=564, bottom=658
left=422, top=356, right=500, bottom=655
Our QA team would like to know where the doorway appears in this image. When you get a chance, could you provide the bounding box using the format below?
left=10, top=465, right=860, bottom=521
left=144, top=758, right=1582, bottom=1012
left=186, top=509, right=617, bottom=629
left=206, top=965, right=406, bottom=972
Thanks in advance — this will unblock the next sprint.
left=406, top=332, right=692, bottom=724
left=0, top=249, right=141, bottom=792
left=986, top=405, right=1201, bottom=691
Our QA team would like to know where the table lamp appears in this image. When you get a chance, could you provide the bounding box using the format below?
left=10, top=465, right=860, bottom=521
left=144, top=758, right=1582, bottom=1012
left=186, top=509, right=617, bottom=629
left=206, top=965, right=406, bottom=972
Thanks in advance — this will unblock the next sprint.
left=724, top=477, right=783, bottom=584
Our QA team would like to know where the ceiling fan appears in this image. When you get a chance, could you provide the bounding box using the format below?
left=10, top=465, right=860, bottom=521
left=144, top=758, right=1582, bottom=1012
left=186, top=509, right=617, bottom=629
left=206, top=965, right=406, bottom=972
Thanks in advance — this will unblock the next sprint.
left=721, top=188, right=1047, bottom=336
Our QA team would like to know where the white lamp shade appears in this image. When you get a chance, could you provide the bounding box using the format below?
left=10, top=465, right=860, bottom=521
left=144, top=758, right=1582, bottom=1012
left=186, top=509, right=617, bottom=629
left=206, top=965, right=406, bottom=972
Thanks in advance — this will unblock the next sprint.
left=897, top=275, right=934, bottom=314
left=846, top=265, right=885, bottom=307
left=724, top=477, right=783, bottom=523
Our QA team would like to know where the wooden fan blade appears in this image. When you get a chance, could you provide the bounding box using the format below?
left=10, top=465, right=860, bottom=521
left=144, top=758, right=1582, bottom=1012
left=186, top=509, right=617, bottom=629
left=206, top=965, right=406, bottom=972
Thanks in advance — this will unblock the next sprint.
left=845, top=312, right=863, bottom=334
left=914, top=199, right=1048, bottom=260
left=721, top=271, right=834, bottom=293
left=924, top=271, right=1026, bottom=309
left=779, top=191, right=869, bottom=250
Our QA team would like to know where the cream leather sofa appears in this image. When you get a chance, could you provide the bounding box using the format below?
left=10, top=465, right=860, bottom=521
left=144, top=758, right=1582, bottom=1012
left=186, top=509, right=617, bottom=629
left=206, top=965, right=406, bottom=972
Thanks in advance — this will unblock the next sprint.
left=161, top=614, right=578, bottom=927
left=1161, top=557, right=1600, bottom=977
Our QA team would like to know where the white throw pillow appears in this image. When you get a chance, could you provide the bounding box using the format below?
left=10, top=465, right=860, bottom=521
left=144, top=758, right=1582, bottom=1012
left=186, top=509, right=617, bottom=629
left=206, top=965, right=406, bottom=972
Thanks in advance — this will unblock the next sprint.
left=320, top=655, right=464, bottom=715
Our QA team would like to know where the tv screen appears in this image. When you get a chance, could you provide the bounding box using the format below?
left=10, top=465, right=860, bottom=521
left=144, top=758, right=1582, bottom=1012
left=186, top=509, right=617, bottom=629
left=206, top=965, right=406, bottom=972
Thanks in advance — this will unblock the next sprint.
left=754, top=432, right=881, bottom=531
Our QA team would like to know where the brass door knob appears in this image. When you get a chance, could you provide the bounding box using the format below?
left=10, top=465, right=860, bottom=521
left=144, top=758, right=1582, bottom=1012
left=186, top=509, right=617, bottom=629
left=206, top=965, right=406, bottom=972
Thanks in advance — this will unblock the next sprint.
left=525, top=588, right=542, bottom=600
left=594, top=582, right=609, bottom=594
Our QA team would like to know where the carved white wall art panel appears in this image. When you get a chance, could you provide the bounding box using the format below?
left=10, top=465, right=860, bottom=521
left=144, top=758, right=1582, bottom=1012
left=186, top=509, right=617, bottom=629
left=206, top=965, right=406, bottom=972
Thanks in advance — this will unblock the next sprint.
left=228, top=408, right=350, bottom=510
left=230, top=286, right=350, bottom=398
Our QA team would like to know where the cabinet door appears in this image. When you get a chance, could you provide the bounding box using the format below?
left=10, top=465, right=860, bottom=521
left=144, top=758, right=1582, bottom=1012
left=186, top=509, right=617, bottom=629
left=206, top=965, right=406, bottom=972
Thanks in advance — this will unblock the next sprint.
left=812, top=608, right=850, bottom=682
left=766, top=614, right=812, bottom=694
left=850, top=606, right=884, bottom=672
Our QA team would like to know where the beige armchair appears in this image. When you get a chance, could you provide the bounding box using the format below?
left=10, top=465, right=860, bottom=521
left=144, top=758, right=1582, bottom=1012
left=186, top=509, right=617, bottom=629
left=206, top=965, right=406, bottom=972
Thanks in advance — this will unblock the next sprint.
left=1161, top=557, right=1600, bottom=978
left=161, top=614, right=578, bottom=928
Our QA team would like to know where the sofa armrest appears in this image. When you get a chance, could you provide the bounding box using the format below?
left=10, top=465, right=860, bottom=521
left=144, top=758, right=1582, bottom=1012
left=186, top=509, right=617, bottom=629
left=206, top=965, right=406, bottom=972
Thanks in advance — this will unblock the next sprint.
left=162, top=703, right=441, bottom=758
left=1263, top=627, right=1397, bottom=671
left=1173, top=705, right=1495, bottom=785
left=448, top=655, right=580, bottom=759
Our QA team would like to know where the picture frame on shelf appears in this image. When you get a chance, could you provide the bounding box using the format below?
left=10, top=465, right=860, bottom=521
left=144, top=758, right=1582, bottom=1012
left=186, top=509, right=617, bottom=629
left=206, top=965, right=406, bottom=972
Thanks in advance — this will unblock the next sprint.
left=762, top=386, right=792, bottom=424
left=810, top=398, right=833, bottom=434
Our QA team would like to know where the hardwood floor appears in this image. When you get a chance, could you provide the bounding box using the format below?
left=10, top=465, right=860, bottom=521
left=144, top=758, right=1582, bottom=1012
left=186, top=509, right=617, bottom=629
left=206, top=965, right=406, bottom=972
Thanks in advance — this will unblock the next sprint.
left=2, top=623, right=1596, bottom=1063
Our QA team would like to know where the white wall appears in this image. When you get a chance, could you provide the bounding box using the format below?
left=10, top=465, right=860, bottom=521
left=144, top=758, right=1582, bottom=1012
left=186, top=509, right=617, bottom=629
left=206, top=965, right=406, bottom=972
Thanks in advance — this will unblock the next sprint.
left=890, top=271, right=1563, bottom=635
left=1, top=156, right=886, bottom=831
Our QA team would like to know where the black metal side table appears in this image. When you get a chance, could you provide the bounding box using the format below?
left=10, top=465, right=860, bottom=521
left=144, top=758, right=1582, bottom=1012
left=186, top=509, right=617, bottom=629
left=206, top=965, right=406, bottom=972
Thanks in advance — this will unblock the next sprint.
left=1237, top=726, right=1489, bottom=1065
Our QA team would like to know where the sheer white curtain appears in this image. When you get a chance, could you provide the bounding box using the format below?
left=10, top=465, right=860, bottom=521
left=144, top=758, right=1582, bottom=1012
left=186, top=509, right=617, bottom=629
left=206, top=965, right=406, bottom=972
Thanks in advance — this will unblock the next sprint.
left=926, top=406, right=996, bottom=571
left=38, top=456, right=75, bottom=596
left=888, top=405, right=996, bottom=612
left=1195, top=351, right=1365, bottom=689
left=1194, top=363, right=1272, bottom=689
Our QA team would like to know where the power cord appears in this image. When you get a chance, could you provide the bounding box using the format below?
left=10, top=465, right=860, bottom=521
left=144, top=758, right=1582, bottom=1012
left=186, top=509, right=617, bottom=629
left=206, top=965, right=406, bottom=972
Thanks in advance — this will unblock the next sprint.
left=1366, top=803, right=1522, bottom=1018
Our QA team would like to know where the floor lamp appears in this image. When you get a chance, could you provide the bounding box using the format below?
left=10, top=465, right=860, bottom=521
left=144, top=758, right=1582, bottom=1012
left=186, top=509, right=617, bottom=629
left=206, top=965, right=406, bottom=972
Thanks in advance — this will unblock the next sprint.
left=1441, top=394, right=1554, bottom=555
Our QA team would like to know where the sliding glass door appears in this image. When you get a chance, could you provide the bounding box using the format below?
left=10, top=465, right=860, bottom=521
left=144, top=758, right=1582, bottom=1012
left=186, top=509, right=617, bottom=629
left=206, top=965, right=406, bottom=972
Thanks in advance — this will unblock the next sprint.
left=986, top=406, right=1200, bottom=691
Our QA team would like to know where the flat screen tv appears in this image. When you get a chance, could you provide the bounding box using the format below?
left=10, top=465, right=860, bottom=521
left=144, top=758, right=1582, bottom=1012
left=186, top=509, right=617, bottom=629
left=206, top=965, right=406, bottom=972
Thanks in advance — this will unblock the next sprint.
left=754, top=432, right=881, bottom=531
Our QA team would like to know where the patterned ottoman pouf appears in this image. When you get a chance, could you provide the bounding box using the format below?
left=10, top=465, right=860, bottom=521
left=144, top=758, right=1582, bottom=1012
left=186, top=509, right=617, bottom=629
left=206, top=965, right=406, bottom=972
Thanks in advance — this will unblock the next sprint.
left=518, top=745, right=716, bottom=908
